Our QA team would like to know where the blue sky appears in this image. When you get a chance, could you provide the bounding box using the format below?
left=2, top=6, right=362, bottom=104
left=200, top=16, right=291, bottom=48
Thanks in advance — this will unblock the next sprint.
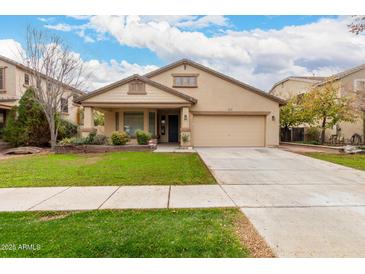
left=0, top=15, right=363, bottom=90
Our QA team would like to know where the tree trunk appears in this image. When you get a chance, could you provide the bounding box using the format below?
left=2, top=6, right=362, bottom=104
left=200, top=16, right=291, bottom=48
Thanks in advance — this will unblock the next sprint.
left=320, top=117, right=326, bottom=144
left=49, top=116, right=57, bottom=149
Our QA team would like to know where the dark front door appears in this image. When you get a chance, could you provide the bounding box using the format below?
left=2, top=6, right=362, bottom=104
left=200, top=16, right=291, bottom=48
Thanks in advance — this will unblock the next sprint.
left=168, top=115, right=179, bottom=142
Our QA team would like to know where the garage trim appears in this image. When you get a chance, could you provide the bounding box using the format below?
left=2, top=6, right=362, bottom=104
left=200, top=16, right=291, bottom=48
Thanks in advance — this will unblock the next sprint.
left=191, top=111, right=271, bottom=116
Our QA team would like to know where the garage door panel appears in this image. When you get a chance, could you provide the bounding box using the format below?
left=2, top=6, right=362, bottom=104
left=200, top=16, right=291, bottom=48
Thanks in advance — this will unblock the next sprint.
left=192, top=115, right=265, bottom=147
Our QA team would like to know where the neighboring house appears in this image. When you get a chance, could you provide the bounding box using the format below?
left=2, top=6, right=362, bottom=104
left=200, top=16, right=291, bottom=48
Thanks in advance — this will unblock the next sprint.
left=0, top=55, right=84, bottom=135
left=75, top=59, right=284, bottom=147
left=269, top=64, right=365, bottom=143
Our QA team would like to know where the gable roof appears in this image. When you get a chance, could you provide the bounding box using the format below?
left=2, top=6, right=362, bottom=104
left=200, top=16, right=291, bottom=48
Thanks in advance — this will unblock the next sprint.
left=316, top=63, right=365, bottom=87
left=0, top=54, right=84, bottom=95
left=268, top=76, right=327, bottom=94
left=75, top=74, right=197, bottom=104
left=144, top=58, right=286, bottom=105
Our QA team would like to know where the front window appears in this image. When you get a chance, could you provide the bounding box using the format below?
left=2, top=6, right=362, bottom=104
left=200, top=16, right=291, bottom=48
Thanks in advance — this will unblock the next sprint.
left=24, top=73, right=30, bottom=86
left=124, top=112, right=144, bottom=137
left=61, top=98, right=68, bottom=113
left=0, top=68, right=4, bottom=90
left=173, top=76, right=197, bottom=87
left=148, top=112, right=156, bottom=136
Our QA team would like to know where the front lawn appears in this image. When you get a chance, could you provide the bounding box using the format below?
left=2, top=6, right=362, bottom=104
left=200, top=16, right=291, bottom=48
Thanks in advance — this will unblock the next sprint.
left=0, top=209, right=250, bottom=258
left=0, top=152, right=216, bottom=187
left=305, top=152, right=365, bottom=171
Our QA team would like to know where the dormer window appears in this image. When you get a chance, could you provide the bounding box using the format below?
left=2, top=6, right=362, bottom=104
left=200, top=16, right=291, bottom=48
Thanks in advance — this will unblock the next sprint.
left=172, top=74, right=198, bottom=88
left=128, top=80, right=146, bottom=94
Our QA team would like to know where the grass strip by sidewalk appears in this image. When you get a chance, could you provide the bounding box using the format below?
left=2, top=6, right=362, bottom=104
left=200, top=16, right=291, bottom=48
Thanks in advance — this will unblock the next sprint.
left=0, top=208, right=259, bottom=258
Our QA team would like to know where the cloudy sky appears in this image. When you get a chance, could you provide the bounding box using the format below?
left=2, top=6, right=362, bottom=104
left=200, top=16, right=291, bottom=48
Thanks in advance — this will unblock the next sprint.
left=0, top=15, right=364, bottom=91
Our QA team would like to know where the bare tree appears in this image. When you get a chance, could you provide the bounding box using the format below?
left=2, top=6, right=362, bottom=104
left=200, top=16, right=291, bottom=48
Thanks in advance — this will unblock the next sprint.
left=348, top=15, right=365, bottom=34
left=21, top=27, right=85, bottom=148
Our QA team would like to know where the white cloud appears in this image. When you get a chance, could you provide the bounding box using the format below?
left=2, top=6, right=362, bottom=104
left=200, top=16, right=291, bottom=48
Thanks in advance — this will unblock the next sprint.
left=0, top=38, right=158, bottom=91
left=83, top=15, right=365, bottom=90
left=0, top=39, right=24, bottom=62
left=45, top=23, right=74, bottom=32
left=175, top=15, right=229, bottom=29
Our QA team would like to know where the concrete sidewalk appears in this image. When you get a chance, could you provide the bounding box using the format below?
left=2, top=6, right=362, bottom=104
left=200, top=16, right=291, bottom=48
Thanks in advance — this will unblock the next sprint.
left=0, top=185, right=234, bottom=212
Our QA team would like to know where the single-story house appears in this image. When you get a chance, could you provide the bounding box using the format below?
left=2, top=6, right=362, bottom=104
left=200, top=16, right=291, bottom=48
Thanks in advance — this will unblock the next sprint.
left=75, top=59, right=284, bottom=147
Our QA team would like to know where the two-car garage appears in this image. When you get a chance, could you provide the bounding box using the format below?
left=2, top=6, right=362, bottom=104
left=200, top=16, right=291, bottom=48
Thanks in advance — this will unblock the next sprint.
left=192, top=114, right=266, bottom=147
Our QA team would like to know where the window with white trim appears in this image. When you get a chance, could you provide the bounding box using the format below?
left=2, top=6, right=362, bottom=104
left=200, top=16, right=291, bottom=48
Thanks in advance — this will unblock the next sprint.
left=24, top=73, right=30, bottom=86
left=354, top=79, right=365, bottom=92
left=0, top=68, right=4, bottom=90
left=173, top=76, right=197, bottom=87
left=61, top=98, right=68, bottom=113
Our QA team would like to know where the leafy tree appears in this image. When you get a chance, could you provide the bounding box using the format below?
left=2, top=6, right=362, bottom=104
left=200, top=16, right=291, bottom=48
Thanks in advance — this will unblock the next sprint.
left=3, top=89, right=50, bottom=146
left=93, top=111, right=105, bottom=126
left=301, top=79, right=357, bottom=144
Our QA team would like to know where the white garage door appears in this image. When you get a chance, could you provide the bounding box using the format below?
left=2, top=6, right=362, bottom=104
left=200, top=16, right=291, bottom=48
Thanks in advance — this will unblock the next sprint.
left=192, top=115, right=265, bottom=147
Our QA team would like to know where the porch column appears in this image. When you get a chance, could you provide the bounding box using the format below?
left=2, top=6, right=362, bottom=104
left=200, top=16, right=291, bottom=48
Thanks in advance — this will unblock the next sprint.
left=180, top=107, right=191, bottom=147
left=81, top=106, right=96, bottom=137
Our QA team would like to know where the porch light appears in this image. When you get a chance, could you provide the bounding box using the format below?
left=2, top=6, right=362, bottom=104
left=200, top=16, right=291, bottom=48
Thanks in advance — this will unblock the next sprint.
left=184, top=114, right=188, bottom=120
left=272, top=115, right=275, bottom=121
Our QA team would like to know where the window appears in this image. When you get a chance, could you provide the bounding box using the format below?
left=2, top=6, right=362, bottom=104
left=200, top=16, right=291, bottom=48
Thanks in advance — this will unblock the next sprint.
left=24, top=73, right=30, bottom=86
left=173, top=75, right=197, bottom=87
left=128, top=80, right=146, bottom=94
left=149, top=112, right=156, bottom=136
left=124, top=112, right=144, bottom=137
left=61, top=98, right=68, bottom=113
left=354, top=79, right=365, bottom=92
left=0, top=68, right=4, bottom=90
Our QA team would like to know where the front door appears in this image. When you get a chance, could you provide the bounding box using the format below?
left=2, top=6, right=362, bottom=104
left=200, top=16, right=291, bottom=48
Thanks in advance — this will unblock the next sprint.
left=168, top=115, right=179, bottom=142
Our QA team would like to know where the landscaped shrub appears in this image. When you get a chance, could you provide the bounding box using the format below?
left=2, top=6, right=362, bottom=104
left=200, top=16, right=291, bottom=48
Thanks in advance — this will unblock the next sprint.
left=58, top=137, right=77, bottom=145
left=57, top=118, right=78, bottom=140
left=3, top=89, right=50, bottom=147
left=111, top=131, right=129, bottom=145
left=84, top=132, right=97, bottom=144
left=92, top=134, right=108, bottom=145
left=136, top=130, right=152, bottom=145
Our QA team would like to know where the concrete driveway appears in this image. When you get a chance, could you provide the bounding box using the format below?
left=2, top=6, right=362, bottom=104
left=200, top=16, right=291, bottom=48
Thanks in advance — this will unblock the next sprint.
left=196, top=147, right=365, bottom=257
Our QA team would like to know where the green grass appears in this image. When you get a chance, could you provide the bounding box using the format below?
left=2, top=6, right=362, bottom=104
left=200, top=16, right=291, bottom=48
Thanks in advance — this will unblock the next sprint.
left=306, top=152, right=365, bottom=171
left=0, top=209, right=249, bottom=258
left=0, top=152, right=216, bottom=187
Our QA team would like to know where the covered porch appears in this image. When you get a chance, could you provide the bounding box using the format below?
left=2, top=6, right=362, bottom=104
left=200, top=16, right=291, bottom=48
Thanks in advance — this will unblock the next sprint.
left=81, top=103, right=192, bottom=147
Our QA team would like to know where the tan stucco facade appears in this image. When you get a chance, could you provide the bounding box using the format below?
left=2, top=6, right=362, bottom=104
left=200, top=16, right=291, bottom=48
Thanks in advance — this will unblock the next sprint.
left=0, top=56, right=81, bottom=126
left=77, top=59, right=282, bottom=147
left=271, top=68, right=365, bottom=143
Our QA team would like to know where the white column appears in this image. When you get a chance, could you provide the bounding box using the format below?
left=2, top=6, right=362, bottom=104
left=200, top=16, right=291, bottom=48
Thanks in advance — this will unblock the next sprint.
left=180, top=107, right=191, bottom=147
left=81, top=106, right=95, bottom=137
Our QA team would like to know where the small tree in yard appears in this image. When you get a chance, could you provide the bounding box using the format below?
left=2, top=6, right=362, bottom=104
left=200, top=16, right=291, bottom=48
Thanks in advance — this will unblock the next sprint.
left=21, top=27, right=85, bottom=148
left=301, top=79, right=357, bottom=144
left=279, top=97, right=306, bottom=141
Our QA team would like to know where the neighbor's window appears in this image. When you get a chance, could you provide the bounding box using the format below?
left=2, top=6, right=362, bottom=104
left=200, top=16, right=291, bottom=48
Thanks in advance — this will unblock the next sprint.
left=0, top=68, right=4, bottom=90
left=24, top=73, right=30, bottom=86
left=148, top=112, right=156, bottom=136
left=124, top=112, right=144, bottom=137
left=354, top=79, right=365, bottom=92
left=128, top=80, right=146, bottom=94
left=61, top=98, right=68, bottom=113
left=173, top=76, right=197, bottom=87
